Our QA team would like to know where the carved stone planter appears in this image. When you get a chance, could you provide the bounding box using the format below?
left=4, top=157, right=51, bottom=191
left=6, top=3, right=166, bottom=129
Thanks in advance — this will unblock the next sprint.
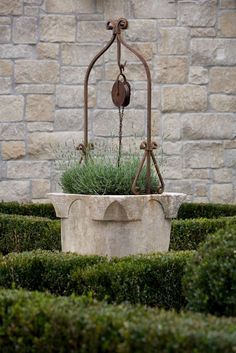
left=48, top=192, right=186, bottom=257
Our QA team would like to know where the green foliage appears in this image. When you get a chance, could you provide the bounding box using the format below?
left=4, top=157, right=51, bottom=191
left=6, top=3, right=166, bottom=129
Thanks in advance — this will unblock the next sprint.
left=0, top=250, right=193, bottom=310
left=0, top=201, right=56, bottom=219
left=178, top=203, right=236, bottom=220
left=0, top=213, right=61, bottom=255
left=0, top=250, right=106, bottom=295
left=183, top=226, right=236, bottom=317
left=0, top=289, right=236, bottom=353
left=60, top=157, right=158, bottom=195
left=170, top=216, right=236, bottom=251
left=72, top=251, right=192, bottom=310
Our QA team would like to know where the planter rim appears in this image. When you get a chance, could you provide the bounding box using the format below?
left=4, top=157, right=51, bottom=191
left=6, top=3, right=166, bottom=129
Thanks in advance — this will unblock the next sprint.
left=47, top=192, right=186, bottom=220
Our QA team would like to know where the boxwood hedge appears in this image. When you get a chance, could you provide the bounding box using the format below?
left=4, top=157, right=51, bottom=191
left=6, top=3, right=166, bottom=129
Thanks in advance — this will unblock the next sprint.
left=0, top=250, right=193, bottom=310
left=0, top=289, right=236, bottom=353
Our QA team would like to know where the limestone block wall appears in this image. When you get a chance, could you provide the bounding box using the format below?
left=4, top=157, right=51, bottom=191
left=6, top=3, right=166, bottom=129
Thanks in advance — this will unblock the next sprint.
left=0, top=0, right=235, bottom=203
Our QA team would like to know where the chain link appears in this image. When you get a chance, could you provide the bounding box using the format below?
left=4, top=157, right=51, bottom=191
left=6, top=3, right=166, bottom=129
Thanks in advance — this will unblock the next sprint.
left=117, top=105, right=124, bottom=167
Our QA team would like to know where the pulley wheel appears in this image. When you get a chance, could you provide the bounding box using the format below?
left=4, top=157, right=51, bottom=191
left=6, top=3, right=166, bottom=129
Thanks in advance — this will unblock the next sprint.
left=112, top=80, right=127, bottom=108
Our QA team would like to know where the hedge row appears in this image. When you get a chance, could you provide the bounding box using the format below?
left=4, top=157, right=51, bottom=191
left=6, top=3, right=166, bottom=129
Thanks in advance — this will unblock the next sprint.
left=1, top=289, right=236, bottom=353
left=0, top=250, right=192, bottom=310
left=170, top=215, right=236, bottom=250
left=0, top=213, right=61, bottom=254
left=0, top=201, right=56, bottom=219
left=1, top=201, right=236, bottom=220
left=1, top=212, right=236, bottom=254
left=177, top=202, right=236, bottom=219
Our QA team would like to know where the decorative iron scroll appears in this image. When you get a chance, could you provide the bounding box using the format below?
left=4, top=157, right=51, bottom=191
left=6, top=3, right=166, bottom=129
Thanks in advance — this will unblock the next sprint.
left=80, top=18, right=165, bottom=195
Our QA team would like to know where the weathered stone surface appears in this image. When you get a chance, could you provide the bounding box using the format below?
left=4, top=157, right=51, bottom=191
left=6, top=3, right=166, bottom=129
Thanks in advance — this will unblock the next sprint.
left=219, top=12, right=236, bottom=37
left=133, top=88, right=160, bottom=110
left=0, top=77, right=11, bottom=94
left=151, top=110, right=161, bottom=136
left=44, top=0, right=76, bottom=13
left=0, top=0, right=22, bottom=15
left=194, top=183, right=208, bottom=197
left=210, top=94, right=236, bottom=112
left=225, top=149, right=236, bottom=167
left=161, top=86, right=207, bottom=112
left=209, top=67, right=236, bottom=93
left=0, top=44, right=34, bottom=58
left=49, top=192, right=186, bottom=256
left=0, top=17, right=11, bottom=25
left=191, top=27, right=216, bottom=37
left=0, top=60, right=12, bottom=76
left=93, top=110, right=145, bottom=137
left=24, top=6, right=39, bottom=16
left=164, top=180, right=193, bottom=197
left=213, top=168, right=232, bottom=183
left=162, top=114, right=181, bottom=141
left=189, top=66, right=208, bottom=84
left=183, top=168, right=210, bottom=179
left=158, top=27, right=189, bottom=55
left=182, top=114, right=236, bottom=140
left=61, top=44, right=101, bottom=65
left=220, top=0, right=236, bottom=8
left=104, top=0, right=126, bottom=19
left=61, top=66, right=95, bottom=84
left=25, top=95, right=55, bottom=121
left=105, top=42, right=155, bottom=62
left=126, top=20, right=157, bottom=42
left=183, top=142, right=224, bottom=168
left=15, top=60, right=59, bottom=83
left=0, top=96, right=24, bottom=121
left=56, top=85, right=95, bottom=108
left=0, top=25, right=11, bottom=42
left=27, top=131, right=83, bottom=159
left=32, top=179, right=50, bottom=198
left=0, top=181, right=30, bottom=202
left=191, top=39, right=236, bottom=65
left=131, top=0, right=176, bottom=19
left=7, top=161, right=50, bottom=178
left=162, top=142, right=182, bottom=156
left=40, top=15, right=76, bottom=42
left=163, top=156, right=182, bottom=179
left=77, top=21, right=110, bottom=43
left=155, top=56, right=188, bottom=84
left=13, top=17, right=37, bottom=43
left=2, top=141, right=25, bottom=160
left=105, top=63, right=147, bottom=81
left=54, top=109, right=83, bottom=131
left=0, top=123, right=25, bottom=140
left=210, top=184, right=234, bottom=204
left=37, top=43, right=59, bottom=59
left=15, top=84, right=55, bottom=94
left=27, top=122, right=53, bottom=132
left=178, top=0, right=216, bottom=27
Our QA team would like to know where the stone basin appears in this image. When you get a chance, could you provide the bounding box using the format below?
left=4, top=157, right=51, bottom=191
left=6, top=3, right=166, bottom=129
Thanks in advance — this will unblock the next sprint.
left=48, top=192, right=186, bottom=257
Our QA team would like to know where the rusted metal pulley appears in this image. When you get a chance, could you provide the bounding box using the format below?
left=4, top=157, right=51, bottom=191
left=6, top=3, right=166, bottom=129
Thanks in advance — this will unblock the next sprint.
left=111, top=73, right=131, bottom=108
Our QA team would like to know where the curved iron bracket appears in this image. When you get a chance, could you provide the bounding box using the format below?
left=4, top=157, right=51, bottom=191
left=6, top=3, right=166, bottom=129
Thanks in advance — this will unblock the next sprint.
left=82, top=18, right=165, bottom=195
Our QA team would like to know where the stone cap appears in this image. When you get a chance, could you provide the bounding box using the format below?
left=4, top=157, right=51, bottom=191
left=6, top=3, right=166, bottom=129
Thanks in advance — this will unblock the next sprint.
left=47, top=192, right=186, bottom=221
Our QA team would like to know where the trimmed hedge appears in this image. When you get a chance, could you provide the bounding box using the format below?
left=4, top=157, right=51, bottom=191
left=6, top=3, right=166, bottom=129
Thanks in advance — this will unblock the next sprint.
left=0, top=250, right=193, bottom=310
left=183, top=226, right=236, bottom=317
left=0, top=213, right=61, bottom=254
left=178, top=202, right=236, bottom=220
left=1, top=289, right=236, bottom=353
left=1, top=201, right=236, bottom=221
left=170, top=216, right=236, bottom=251
left=0, top=201, right=56, bottom=219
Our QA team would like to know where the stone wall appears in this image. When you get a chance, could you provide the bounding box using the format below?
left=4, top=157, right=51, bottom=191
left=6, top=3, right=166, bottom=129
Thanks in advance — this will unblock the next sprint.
left=0, top=0, right=235, bottom=203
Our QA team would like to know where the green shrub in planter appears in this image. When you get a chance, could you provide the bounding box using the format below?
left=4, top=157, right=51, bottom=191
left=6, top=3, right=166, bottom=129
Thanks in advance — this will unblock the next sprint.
left=60, top=157, right=158, bottom=195
left=183, top=226, right=236, bottom=317
left=1, top=289, right=236, bottom=353
left=0, top=213, right=61, bottom=254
